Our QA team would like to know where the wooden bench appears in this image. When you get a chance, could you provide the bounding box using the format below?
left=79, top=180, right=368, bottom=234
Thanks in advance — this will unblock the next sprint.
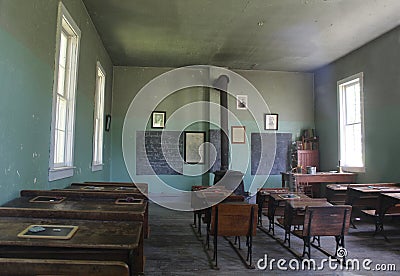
left=292, top=205, right=352, bottom=259
left=0, top=258, right=129, bottom=276
left=208, top=203, right=257, bottom=269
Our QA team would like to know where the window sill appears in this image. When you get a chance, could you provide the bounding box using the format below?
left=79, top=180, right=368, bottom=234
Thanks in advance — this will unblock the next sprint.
left=48, top=166, right=74, bottom=181
left=91, top=163, right=103, bottom=172
left=343, top=166, right=365, bottom=173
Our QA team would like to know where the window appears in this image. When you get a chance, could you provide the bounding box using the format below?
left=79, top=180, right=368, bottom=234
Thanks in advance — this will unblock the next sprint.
left=338, top=72, right=365, bottom=172
left=92, top=62, right=106, bottom=171
left=49, top=2, right=81, bottom=181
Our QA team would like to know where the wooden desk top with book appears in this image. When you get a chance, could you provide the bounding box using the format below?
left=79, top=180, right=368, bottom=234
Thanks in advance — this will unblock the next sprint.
left=2, top=196, right=147, bottom=221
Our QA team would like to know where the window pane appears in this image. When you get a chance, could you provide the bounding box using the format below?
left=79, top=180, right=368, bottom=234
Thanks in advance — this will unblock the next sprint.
left=56, top=96, right=67, bottom=131
left=344, top=124, right=362, bottom=167
left=92, top=63, right=105, bottom=168
left=338, top=73, right=364, bottom=171
left=54, top=130, right=65, bottom=164
left=345, top=81, right=361, bottom=125
left=59, top=32, right=68, bottom=68
left=57, top=66, right=66, bottom=96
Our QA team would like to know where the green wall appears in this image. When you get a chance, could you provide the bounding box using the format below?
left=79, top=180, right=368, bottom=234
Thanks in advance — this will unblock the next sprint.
left=314, top=26, right=400, bottom=183
left=111, top=66, right=314, bottom=194
left=0, top=0, right=113, bottom=204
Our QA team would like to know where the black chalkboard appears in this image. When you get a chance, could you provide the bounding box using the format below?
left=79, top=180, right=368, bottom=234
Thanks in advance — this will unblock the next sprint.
left=136, top=131, right=183, bottom=175
left=209, top=129, right=221, bottom=172
left=251, top=133, right=292, bottom=175
left=18, top=225, right=79, bottom=240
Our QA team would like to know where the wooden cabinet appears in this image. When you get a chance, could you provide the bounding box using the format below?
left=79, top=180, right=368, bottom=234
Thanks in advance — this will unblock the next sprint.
left=297, top=150, right=319, bottom=171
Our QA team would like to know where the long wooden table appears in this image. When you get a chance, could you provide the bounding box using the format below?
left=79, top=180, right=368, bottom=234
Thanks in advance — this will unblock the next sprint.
left=345, top=185, right=400, bottom=208
left=2, top=196, right=147, bottom=222
left=82, top=182, right=149, bottom=195
left=19, top=189, right=149, bottom=238
left=0, top=216, right=143, bottom=275
left=281, top=172, right=356, bottom=197
left=326, top=183, right=397, bottom=205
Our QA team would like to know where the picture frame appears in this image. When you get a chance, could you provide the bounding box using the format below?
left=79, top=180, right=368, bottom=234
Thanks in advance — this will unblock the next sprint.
left=236, top=95, right=248, bottom=110
left=151, top=111, right=166, bottom=128
left=184, top=131, right=205, bottom=164
left=264, top=113, right=278, bottom=130
left=231, top=126, right=246, bottom=144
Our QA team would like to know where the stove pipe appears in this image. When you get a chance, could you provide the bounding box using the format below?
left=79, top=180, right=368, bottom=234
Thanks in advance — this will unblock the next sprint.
left=214, top=75, right=229, bottom=171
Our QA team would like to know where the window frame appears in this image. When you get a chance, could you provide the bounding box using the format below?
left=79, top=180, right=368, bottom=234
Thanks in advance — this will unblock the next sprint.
left=48, top=2, right=81, bottom=181
left=92, top=61, right=106, bottom=172
left=337, top=72, right=365, bottom=173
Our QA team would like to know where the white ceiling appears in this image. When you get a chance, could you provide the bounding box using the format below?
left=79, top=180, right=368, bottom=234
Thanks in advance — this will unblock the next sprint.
left=82, top=0, right=400, bottom=72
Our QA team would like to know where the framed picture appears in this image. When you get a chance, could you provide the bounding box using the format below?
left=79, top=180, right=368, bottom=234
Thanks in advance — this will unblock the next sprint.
left=184, top=131, right=205, bottom=164
left=236, top=95, right=248, bottom=110
left=231, top=126, right=246, bottom=144
left=151, top=111, right=166, bottom=128
left=265, top=113, right=278, bottom=130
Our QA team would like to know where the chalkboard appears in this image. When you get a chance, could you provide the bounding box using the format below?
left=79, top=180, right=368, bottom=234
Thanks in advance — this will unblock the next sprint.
left=209, top=129, right=221, bottom=172
left=251, top=133, right=292, bottom=175
left=18, top=225, right=79, bottom=240
left=136, top=131, right=183, bottom=175
left=29, top=196, right=66, bottom=203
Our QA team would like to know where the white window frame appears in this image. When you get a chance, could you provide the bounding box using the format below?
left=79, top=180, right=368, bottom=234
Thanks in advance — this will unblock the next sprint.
left=337, top=72, right=365, bottom=173
left=92, top=61, right=106, bottom=172
left=49, top=2, right=81, bottom=181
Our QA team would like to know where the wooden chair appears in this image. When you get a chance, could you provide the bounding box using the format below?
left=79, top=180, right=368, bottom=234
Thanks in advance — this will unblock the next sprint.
left=293, top=205, right=352, bottom=258
left=207, top=203, right=257, bottom=269
left=297, top=181, right=314, bottom=197
left=0, top=258, right=129, bottom=276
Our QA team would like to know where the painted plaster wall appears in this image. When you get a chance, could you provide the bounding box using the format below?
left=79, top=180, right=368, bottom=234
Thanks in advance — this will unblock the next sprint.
left=111, top=66, right=314, bottom=193
left=314, top=26, right=400, bottom=183
left=0, top=0, right=112, bottom=204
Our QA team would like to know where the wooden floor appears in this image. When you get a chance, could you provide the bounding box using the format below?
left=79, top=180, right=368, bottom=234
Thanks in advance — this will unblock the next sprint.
left=144, top=202, right=400, bottom=275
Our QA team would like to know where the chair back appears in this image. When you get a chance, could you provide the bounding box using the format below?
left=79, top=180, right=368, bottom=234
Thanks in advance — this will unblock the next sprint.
left=210, top=203, right=257, bottom=237
left=303, top=205, right=352, bottom=237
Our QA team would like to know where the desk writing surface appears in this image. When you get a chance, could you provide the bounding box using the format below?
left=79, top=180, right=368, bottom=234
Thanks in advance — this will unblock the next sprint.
left=292, top=172, right=356, bottom=182
left=350, top=186, right=400, bottom=193
left=289, top=199, right=332, bottom=210
left=381, top=192, right=400, bottom=201
left=3, top=196, right=146, bottom=214
left=21, top=189, right=147, bottom=200
left=270, top=193, right=310, bottom=201
left=0, top=216, right=142, bottom=249
left=66, top=185, right=140, bottom=193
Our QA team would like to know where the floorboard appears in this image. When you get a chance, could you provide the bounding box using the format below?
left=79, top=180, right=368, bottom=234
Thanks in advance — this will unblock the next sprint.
left=144, top=202, right=400, bottom=275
